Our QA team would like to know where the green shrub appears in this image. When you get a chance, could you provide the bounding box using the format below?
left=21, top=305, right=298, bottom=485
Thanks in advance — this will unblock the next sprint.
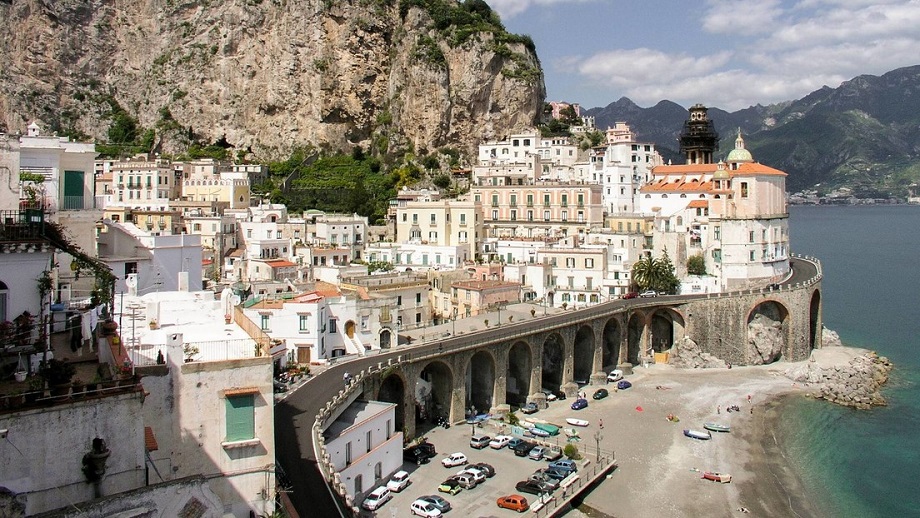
left=563, top=443, right=579, bottom=459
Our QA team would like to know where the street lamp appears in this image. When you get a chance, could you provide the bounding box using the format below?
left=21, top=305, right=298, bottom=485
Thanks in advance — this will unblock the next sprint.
left=452, top=307, right=457, bottom=336
left=593, top=430, right=603, bottom=462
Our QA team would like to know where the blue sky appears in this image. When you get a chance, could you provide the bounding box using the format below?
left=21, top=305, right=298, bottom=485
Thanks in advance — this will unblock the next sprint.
left=490, top=0, right=920, bottom=111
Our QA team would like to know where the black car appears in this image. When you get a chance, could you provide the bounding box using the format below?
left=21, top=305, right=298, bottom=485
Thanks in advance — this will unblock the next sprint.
left=592, top=388, right=609, bottom=400
left=515, top=479, right=555, bottom=495
left=471, top=462, right=496, bottom=478
left=403, top=442, right=437, bottom=464
left=513, top=441, right=537, bottom=457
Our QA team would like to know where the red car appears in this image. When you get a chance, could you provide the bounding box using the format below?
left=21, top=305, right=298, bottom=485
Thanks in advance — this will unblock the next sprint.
left=622, top=291, right=639, bottom=299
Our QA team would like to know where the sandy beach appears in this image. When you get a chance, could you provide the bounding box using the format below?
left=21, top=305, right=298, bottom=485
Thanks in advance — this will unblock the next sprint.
left=548, top=348, right=864, bottom=518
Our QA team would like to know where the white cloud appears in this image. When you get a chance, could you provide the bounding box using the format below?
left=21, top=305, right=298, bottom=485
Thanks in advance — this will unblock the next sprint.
left=487, top=0, right=598, bottom=19
left=564, top=1, right=920, bottom=110
left=702, top=0, right=784, bottom=35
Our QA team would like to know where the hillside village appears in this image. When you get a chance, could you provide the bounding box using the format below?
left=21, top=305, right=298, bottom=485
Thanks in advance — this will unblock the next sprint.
left=0, top=104, right=792, bottom=516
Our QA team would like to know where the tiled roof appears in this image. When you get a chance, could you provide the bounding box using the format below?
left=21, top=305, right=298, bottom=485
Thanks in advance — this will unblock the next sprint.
left=653, top=162, right=786, bottom=176
left=687, top=200, right=709, bottom=208
left=265, top=259, right=297, bottom=268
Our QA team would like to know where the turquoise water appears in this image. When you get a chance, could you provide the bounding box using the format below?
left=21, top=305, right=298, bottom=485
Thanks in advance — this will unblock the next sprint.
left=783, top=205, right=920, bottom=518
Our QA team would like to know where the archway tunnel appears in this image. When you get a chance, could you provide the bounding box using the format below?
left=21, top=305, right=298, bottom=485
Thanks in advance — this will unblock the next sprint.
left=377, top=374, right=406, bottom=434
left=466, top=351, right=495, bottom=416
left=541, top=334, right=564, bottom=393
left=417, top=361, right=453, bottom=427
left=506, top=341, right=532, bottom=407
left=573, top=326, right=594, bottom=383
left=602, top=318, right=621, bottom=372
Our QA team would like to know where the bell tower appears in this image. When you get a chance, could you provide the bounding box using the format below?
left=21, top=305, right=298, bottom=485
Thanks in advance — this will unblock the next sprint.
left=679, top=104, right=719, bottom=164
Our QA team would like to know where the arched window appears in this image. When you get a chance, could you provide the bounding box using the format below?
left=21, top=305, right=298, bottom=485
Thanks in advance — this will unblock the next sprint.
left=676, top=216, right=683, bottom=226
left=374, top=462, right=382, bottom=480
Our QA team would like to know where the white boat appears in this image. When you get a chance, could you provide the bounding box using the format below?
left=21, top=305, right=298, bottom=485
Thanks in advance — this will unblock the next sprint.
left=563, top=427, right=580, bottom=438
left=565, top=418, right=589, bottom=427
left=683, top=429, right=712, bottom=440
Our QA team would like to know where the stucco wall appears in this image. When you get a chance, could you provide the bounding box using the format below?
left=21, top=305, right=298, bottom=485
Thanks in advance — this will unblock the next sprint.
left=0, top=391, right=146, bottom=516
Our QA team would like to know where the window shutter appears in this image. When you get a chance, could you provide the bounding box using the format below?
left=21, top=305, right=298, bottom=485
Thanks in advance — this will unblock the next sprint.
left=226, top=395, right=255, bottom=441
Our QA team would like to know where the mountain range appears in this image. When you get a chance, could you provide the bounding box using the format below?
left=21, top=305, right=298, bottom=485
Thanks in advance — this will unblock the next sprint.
left=585, top=65, right=920, bottom=197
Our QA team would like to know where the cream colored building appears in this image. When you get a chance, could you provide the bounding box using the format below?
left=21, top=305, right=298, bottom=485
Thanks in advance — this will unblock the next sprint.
left=110, top=156, right=178, bottom=208
left=472, top=181, right=604, bottom=239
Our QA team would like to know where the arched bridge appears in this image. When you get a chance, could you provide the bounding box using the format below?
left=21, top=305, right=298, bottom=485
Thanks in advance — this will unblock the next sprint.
left=277, top=256, right=822, bottom=517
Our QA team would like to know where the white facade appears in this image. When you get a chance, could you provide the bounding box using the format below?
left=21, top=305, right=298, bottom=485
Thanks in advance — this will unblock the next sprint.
left=364, top=241, right=472, bottom=271
left=323, top=400, right=403, bottom=501
left=587, top=122, right=661, bottom=214
left=109, top=157, right=177, bottom=209
left=97, top=220, right=203, bottom=294
left=0, top=135, right=21, bottom=211
left=17, top=124, right=96, bottom=212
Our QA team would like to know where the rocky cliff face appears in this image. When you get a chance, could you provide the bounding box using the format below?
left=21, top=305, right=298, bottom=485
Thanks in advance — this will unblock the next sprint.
left=0, top=0, right=544, bottom=156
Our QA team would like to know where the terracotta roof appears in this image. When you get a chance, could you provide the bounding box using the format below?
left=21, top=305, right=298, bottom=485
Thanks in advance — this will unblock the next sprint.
left=265, top=260, right=297, bottom=268
left=653, top=162, right=786, bottom=177
left=227, top=248, right=244, bottom=257
left=452, top=279, right=520, bottom=291
left=144, top=426, right=158, bottom=452
left=687, top=200, right=709, bottom=209
left=315, top=281, right=342, bottom=297
left=202, top=259, right=213, bottom=266
left=292, top=292, right=323, bottom=303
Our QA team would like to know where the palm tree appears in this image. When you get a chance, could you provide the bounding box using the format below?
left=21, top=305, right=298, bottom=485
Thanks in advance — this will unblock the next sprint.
left=631, top=255, right=658, bottom=290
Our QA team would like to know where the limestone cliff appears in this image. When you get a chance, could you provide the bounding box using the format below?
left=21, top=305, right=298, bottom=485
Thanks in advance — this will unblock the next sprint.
left=0, top=0, right=544, bottom=156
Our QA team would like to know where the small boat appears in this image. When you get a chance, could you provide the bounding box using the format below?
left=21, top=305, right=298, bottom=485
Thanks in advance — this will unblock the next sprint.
left=563, top=427, right=580, bottom=438
left=683, top=429, right=712, bottom=440
left=534, top=423, right=560, bottom=436
left=529, top=426, right=551, bottom=437
left=702, top=471, right=732, bottom=483
left=566, top=418, right=589, bottom=427
left=703, top=423, right=731, bottom=433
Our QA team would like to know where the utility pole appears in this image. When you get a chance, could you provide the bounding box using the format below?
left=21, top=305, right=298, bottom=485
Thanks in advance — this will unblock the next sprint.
left=593, top=430, right=603, bottom=462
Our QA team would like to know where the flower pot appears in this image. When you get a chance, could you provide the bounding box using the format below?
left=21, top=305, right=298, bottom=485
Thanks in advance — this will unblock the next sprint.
left=14, top=370, right=27, bottom=382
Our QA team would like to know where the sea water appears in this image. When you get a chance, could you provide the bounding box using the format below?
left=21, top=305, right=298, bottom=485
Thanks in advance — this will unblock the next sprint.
left=782, top=205, right=920, bottom=518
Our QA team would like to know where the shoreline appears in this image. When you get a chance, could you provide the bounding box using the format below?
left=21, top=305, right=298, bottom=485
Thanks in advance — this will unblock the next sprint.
left=565, top=347, right=878, bottom=518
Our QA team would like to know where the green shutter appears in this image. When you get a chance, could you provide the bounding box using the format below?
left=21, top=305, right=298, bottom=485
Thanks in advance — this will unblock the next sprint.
left=225, top=394, right=255, bottom=441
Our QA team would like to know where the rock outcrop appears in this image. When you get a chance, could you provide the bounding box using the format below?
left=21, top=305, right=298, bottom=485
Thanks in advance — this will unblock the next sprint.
left=786, top=349, right=893, bottom=409
left=747, top=312, right=784, bottom=365
left=0, top=0, right=544, bottom=157
left=669, top=336, right=727, bottom=369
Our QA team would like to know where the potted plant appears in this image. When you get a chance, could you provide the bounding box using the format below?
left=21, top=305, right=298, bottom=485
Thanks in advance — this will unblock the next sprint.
left=101, top=320, right=118, bottom=336
left=72, top=378, right=85, bottom=398
left=86, top=375, right=101, bottom=393
left=25, top=375, right=44, bottom=403
left=224, top=313, right=232, bottom=324
left=183, top=343, right=200, bottom=362
left=148, top=319, right=158, bottom=330
left=14, top=368, right=27, bottom=383
left=44, top=359, right=76, bottom=396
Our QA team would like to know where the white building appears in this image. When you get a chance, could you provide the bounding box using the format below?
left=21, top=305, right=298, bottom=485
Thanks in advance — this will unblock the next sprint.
left=587, top=122, right=661, bottom=214
left=96, top=220, right=203, bottom=294
left=115, top=288, right=277, bottom=517
left=16, top=123, right=96, bottom=212
left=323, top=400, right=403, bottom=504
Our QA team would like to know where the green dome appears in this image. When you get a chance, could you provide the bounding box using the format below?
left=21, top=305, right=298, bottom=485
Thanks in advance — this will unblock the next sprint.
left=727, top=129, right=753, bottom=163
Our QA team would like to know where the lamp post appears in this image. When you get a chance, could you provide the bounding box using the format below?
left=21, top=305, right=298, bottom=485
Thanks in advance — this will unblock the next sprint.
left=452, top=307, right=457, bottom=336
left=593, top=430, right=603, bottom=462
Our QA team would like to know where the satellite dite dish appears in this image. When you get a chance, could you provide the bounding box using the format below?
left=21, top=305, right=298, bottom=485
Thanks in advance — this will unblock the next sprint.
left=125, top=274, right=138, bottom=295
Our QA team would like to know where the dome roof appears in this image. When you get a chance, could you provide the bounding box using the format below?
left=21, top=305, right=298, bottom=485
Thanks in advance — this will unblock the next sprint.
left=726, top=129, right=753, bottom=163
left=713, top=160, right=729, bottom=180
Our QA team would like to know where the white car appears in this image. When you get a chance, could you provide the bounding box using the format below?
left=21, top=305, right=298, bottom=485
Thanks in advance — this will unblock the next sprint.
left=362, top=487, right=392, bottom=511
left=441, top=452, right=468, bottom=467
left=457, top=467, right=486, bottom=484
left=410, top=499, right=443, bottom=517
left=607, top=369, right=624, bottom=383
left=386, top=470, right=410, bottom=492
left=489, top=435, right=513, bottom=449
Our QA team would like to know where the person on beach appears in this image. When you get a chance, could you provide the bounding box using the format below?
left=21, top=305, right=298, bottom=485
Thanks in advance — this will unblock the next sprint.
left=599, top=418, right=604, bottom=429
left=717, top=405, right=721, bottom=414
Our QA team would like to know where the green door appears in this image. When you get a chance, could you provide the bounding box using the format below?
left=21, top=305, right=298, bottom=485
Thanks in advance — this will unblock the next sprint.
left=63, top=170, right=84, bottom=210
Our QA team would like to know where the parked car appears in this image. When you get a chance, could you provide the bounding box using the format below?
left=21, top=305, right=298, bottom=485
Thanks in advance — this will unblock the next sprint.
left=521, top=402, right=539, bottom=414
left=639, top=289, right=658, bottom=298
left=489, top=435, right=512, bottom=449
left=528, top=471, right=561, bottom=490
left=593, top=388, right=609, bottom=400
left=404, top=442, right=437, bottom=465
left=496, top=494, right=530, bottom=512
left=542, top=447, right=563, bottom=461
left=418, top=495, right=451, bottom=513
left=470, top=435, right=491, bottom=449
left=410, top=499, right=443, bottom=517
left=514, top=441, right=537, bottom=457
left=495, top=495, right=530, bottom=513
left=515, top=479, right=554, bottom=495
left=458, top=467, right=487, bottom=484
left=537, top=466, right=570, bottom=480
left=507, top=438, right=526, bottom=451
left=362, top=487, right=392, bottom=511
left=386, top=470, right=410, bottom=492
left=449, top=473, right=477, bottom=489
left=441, top=452, right=468, bottom=467
left=548, top=459, right=578, bottom=474
left=571, top=398, right=589, bottom=410
left=541, top=388, right=557, bottom=401
left=437, top=479, right=462, bottom=495
left=606, top=369, right=624, bottom=383
left=528, top=446, right=547, bottom=461
left=472, top=462, right=496, bottom=478
left=273, top=381, right=288, bottom=393
left=617, top=379, right=633, bottom=390
left=622, top=291, right=639, bottom=299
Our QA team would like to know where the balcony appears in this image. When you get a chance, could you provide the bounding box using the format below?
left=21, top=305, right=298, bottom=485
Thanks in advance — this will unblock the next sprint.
left=0, top=210, right=45, bottom=242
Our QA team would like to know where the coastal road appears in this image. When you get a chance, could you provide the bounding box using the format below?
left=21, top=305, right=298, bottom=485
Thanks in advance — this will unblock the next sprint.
left=275, top=257, right=818, bottom=517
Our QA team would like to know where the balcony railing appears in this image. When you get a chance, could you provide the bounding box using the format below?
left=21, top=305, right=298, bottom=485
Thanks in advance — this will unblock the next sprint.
left=0, top=209, right=44, bottom=241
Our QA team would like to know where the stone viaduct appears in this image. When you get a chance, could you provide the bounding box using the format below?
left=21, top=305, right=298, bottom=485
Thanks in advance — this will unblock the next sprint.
left=358, top=256, right=822, bottom=441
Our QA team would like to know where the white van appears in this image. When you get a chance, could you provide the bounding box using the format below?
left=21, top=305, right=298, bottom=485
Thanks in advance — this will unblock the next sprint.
left=362, top=486, right=392, bottom=511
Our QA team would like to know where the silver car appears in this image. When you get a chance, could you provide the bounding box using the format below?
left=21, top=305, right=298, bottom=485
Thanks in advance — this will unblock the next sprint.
left=528, top=445, right=546, bottom=460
